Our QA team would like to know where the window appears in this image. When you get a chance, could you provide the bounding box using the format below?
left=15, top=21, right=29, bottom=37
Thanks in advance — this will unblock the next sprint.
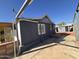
left=41, top=24, right=46, bottom=34
left=38, top=24, right=46, bottom=35
left=38, top=24, right=41, bottom=35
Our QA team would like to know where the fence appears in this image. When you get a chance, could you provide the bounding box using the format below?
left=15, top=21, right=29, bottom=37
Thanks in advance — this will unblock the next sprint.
left=0, top=41, right=17, bottom=58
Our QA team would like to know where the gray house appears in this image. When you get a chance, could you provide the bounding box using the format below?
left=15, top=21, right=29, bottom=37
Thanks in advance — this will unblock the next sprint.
left=16, top=16, right=55, bottom=53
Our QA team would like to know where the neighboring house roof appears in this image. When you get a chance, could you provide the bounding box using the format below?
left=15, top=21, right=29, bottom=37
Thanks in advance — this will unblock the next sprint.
left=0, top=22, right=12, bottom=27
left=56, top=23, right=73, bottom=27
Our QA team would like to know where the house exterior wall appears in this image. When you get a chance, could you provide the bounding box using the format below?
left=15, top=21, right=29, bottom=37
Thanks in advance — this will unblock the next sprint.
left=16, top=20, right=55, bottom=53
left=58, top=26, right=65, bottom=32
left=20, top=21, right=39, bottom=45
left=41, top=17, right=50, bottom=23
left=39, top=16, right=55, bottom=34
left=56, top=26, right=66, bottom=32
left=45, top=23, right=55, bottom=36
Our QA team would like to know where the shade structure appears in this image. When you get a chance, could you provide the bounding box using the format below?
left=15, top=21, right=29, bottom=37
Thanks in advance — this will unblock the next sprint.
left=0, top=22, right=12, bottom=28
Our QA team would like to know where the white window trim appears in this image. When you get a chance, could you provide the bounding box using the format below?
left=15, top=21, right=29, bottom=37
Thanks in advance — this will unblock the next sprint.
left=38, top=24, right=41, bottom=35
left=38, top=24, right=46, bottom=35
left=41, top=24, right=46, bottom=34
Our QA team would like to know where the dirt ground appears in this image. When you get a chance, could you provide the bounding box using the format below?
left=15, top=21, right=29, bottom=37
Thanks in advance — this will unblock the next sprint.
left=14, top=34, right=79, bottom=59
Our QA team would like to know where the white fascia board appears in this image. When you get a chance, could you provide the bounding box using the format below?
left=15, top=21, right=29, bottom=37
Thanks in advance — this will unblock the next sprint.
left=17, top=22, right=22, bottom=47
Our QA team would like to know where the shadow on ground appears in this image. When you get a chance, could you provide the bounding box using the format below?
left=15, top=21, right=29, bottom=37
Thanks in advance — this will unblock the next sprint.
left=16, top=32, right=79, bottom=58
left=20, top=33, right=77, bottom=55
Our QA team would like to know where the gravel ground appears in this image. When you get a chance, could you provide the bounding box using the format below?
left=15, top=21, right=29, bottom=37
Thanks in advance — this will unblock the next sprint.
left=14, top=34, right=79, bottom=59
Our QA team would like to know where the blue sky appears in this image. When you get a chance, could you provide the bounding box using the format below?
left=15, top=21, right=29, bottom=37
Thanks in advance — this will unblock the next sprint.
left=0, top=0, right=78, bottom=24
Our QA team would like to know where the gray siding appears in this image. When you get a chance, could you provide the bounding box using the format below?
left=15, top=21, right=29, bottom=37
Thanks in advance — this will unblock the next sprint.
left=19, top=21, right=55, bottom=46
left=17, top=20, right=55, bottom=53
left=20, top=21, right=39, bottom=45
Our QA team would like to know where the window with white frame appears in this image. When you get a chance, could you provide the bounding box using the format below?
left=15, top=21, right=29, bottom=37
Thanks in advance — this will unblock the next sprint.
left=38, top=24, right=46, bottom=35
left=41, top=24, right=46, bottom=34
left=38, top=24, right=41, bottom=35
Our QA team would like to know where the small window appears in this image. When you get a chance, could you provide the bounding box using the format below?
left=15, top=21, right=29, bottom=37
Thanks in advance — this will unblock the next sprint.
left=41, top=24, right=46, bottom=34
left=38, top=24, right=46, bottom=35
left=38, top=24, right=41, bottom=35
